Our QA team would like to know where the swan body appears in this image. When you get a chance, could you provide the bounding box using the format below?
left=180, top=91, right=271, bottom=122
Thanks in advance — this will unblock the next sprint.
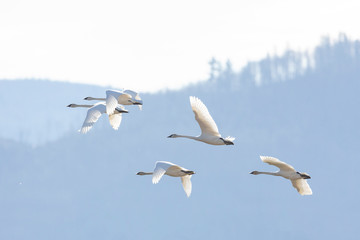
left=137, top=161, right=195, bottom=197
left=84, top=89, right=143, bottom=113
left=67, top=102, right=128, bottom=134
left=168, top=96, right=235, bottom=145
left=250, top=156, right=312, bottom=195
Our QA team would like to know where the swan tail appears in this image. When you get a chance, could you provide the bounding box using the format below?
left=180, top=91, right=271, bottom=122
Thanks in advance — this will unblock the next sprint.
left=224, top=136, right=235, bottom=142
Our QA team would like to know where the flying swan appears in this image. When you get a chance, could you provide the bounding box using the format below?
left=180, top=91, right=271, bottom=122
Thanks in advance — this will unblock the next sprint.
left=250, top=156, right=312, bottom=195
left=67, top=102, right=128, bottom=134
left=168, top=96, right=235, bottom=145
left=84, top=89, right=143, bottom=114
left=137, top=161, right=195, bottom=197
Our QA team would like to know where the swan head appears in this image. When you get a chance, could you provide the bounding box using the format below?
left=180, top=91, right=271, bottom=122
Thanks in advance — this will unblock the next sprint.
left=84, top=97, right=95, bottom=100
left=297, top=172, right=311, bottom=179
left=181, top=170, right=196, bottom=175
left=136, top=172, right=147, bottom=175
left=250, top=171, right=260, bottom=175
left=67, top=104, right=76, bottom=108
left=167, top=134, right=179, bottom=138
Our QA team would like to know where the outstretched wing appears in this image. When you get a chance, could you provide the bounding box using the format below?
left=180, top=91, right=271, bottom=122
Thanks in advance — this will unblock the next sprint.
left=291, top=179, right=313, bottom=195
left=260, top=156, right=295, bottom=172
left=152, top=161, right=174, bottom=184
left=190, top=96, right=220, bottom=137
left=181, top=175, right=192, bottom=197
left=80, top=103, right=106, bottom=134
left=106, top=90, right=122, bottom=114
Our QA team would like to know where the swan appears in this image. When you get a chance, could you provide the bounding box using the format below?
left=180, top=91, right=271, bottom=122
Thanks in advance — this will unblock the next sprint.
left=84, top=89, right=143, bottom=113
left=67, top=102, right=128, bottom=134
left=137, top=161, right=195, bottom=197
left=167, top=96, right=235, bottom=145
left=250, top=156, right=312, bottom=195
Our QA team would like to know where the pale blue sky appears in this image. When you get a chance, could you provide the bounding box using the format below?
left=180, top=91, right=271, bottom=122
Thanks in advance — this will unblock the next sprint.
left=0, top=0, right=359, bottom=92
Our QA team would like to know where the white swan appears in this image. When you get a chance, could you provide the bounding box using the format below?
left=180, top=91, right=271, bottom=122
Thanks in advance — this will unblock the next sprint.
left=168, top=96, right=235, bottom=145
left=250, top=156, right=312, bottom=195
left=84, top=89, right=143, bottom=113
left=137, top=161, right=195, bottom=197
left=67, top=102, right=128, bottom=134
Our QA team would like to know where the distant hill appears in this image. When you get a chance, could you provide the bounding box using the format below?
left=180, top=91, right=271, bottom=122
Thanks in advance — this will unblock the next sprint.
left=0, top=34, right=359, bottom=240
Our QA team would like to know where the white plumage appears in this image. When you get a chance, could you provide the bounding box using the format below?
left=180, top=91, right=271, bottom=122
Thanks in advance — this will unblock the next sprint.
left=106, top=90, right=141, bottom=114
left=83, top=89, right=143, bottom=114
left=250, top=156, right=312, bottom=195
left=67, top=102, right=128, bottom=134
left=168, top=96, right=235, bottom=145
left=137, top=161, right=195, bottom=197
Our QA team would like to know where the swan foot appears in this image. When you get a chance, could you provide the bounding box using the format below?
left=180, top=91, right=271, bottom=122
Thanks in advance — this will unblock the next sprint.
left=181, top=170, right=196, bottom=175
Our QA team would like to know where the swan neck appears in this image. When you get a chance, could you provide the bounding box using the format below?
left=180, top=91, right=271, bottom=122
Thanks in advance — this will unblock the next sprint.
left=88, top=97, right=106, bottom=100
left=256, top=171, right=279, bottom=176
left=176, top=134, right=199, bottom=140
left=71, top=104, right=93, bottom=108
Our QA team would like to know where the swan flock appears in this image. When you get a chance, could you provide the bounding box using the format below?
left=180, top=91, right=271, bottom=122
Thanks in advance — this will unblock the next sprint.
left=68, top=90, right=312, bottom=197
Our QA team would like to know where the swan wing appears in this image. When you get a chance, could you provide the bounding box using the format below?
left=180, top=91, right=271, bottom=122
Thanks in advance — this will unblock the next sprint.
left=152, top=161, right=174, bottom=184
left=106, top=90, right=121, bottom=114
left=181, top=175, right=192, bottom=197
left=260, top=156, right=295, bottom=172
left=190, top=96, right=220, bottom=137
left=124, top=89, right=143, bottom=110
left=106, top=90, right=131, bottom=114
left=124, top=89, right=141, bottom=100
left=80, top=103, right=106, bottom=134
left=108, top=113, right=122, bottom=130
left=291, top=179, right=313, bottom=195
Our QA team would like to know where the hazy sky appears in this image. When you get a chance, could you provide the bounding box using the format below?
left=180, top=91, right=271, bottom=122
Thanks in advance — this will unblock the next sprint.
left=1, top=0, right=359, bottom=92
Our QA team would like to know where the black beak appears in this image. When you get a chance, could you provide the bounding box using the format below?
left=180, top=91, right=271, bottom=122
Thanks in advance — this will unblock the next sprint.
left=67, top=104, right=71, bottom=107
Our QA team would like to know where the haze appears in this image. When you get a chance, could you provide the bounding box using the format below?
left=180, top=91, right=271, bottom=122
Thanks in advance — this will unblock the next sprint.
left=1, top=0, right=360, bottom=92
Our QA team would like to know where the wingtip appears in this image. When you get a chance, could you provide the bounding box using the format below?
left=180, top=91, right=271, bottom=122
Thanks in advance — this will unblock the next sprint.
left=189, top=96, right=199, bottom=104
left=79, top=127, right=90, bottom=134
left=152, top=176, right=160, bottom=184
left=299, top=191, right=313, bottom=196
left=260, top=155, right=273, bottom=161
